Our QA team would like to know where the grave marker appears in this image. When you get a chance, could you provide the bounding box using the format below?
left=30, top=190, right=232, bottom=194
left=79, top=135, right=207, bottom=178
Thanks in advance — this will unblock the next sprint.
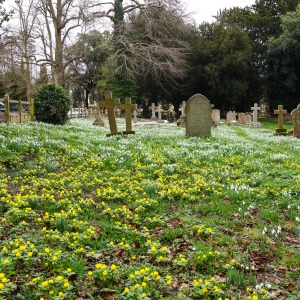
left=211, top=109, right=220, bottom=126
left=250, top=103, right=262, bottom=128
left=99, top=92, right=122, bottom=136
left=178, top=101, right=186, bottom=126
left=149, top=103, right=157, bottom=120
left=155, top=104, right=164, bottom=122
left=291, top=104, right=300, bottom=138
left=274, top=105, right=287, bottom=135
left=93, top=100, right=105, bottom=127
left=119, top=97, right=137, bottom=135
left=185, top=94, right=212, bottom=137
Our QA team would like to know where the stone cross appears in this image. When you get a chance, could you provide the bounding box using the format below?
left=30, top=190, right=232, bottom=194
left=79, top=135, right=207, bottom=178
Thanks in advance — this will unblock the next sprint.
left=179, top=101, right=186, bottom=117
left=274, top=105, right=287, bottom=130
left=93, top=100, right=105, bottom=127
left=149, top=103, right=157, bottom=120
left=99, top=92, right=121, bottom=136
left=155, top=104, right=164, bottom=122
left=119, top=97, right=137, bottom=134
left=232, top=111, right=237, bottom=121
left=251, top=103, right=261, bottom=122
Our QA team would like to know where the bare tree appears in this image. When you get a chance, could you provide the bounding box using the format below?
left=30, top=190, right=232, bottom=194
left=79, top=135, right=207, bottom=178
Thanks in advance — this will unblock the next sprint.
left=15, top=0, right=38, bottom=100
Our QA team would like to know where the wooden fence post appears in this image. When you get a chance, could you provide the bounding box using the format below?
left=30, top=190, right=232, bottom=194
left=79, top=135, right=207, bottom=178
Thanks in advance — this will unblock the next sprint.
left=4, top=94, right=9, bottom=123
left=18, top=99, right=22, bottom=123
left=70, top=104, right=73, bottom=119
left=30, top=98, right=34, bottom=121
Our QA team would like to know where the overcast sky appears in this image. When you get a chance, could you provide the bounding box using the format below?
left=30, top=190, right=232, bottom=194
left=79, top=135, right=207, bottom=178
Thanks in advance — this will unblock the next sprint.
left=183, top=0, right=256, bottom=23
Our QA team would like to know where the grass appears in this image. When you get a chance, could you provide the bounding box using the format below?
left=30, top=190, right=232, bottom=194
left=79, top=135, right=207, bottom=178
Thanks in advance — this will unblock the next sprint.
left=0, top=119, right=299, bottom=299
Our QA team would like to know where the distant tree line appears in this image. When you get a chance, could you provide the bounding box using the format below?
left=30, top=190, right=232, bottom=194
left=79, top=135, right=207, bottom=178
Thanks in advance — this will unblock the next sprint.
left=0, top=0, right=299, bottom=115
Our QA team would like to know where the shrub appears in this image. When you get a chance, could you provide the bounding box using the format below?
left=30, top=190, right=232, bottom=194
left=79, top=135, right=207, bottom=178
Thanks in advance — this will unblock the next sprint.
left=34, top=83, right=70, bottom=125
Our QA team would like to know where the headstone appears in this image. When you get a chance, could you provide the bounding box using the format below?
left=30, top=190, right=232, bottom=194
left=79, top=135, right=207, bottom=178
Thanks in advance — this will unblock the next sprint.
left=155, top=104, right=164, bottom=122
left=93, top=100, right=105, bottom=127
left=246, top=114, right=252, bottom=124
left=133, top=109, right=138, bottom=123
left=99, top=92, right=122, bottom=136
left=211, top=109, right=220, bottom=126
left=167, top=105, right=175, bottom=123
left=238, top=113, right=247, bottom=124
left=291, top=104, right=300, bottom=138
left=178, top=101, right=186, bottom=127
left=119, top=97, right=137, bottom=135
left=226, top=111, right=234, bottom=123
left=250, top=103, right=262, bottom=128
left=232, top=111, right=237, bottom=121
left=274, top=105, right=287, bottom=135
left=149, top=103, right=157, bottom=120
left=115, top=106, right=121, bottom=118
left=185, top=94, right=212, bottom=137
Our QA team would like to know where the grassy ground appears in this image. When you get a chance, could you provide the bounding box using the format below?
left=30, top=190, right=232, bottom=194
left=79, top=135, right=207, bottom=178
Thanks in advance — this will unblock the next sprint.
left=0, top=119, right=299, bottom=300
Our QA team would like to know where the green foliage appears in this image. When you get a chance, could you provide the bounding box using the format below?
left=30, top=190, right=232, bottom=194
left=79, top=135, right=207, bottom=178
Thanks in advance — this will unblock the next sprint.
left=34, top=83, right=70, bottom=125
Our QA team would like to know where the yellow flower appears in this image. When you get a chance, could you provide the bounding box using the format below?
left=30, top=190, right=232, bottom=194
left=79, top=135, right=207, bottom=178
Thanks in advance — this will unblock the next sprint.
left=110, top=264, right=117, bottom=271
left=252, top=296, right=258, bottom=300
left=202, top=287, right=208, bottom=293
left=0, top=274, right=4, bottom=279
left=141, top=293, right=147, bottom=298
left=102, top=270, right=108, bottom=276
left=59, top=292, right=64, bottom=297
left=56, top=276, right=63, bottom=281
left=64, top=282, right=69, bottom=288
left=88, top=271, right=93, bottom=276
left=124, top=287, right=129, bottom=293
left=0, top=283, right=4, bottom=289
left=41, top=281, right=49, bottom=287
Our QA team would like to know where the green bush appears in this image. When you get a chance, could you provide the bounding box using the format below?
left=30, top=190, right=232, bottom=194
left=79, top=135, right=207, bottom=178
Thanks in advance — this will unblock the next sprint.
left=34, top=83, right=70, bottom=125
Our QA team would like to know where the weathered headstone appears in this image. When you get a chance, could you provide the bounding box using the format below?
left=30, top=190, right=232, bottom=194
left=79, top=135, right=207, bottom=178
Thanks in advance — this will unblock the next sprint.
left=119, top=97, right=137, bottom=135
left=211, top=109, right=220, bottom=126
left=99, top=92, right=122, bottom=136
left=93, top=100, right=105, bottom=127
left=291, top=104, right=300, bottom=138
left=156, top=104, right=164, bottom=122
left=238, top=113, right=247, bottom=124
left=232, top=111, right=237, bottom=121
left=226, top=111, right=234, bottom=123
left=178, top=101, right=186, bottom=126
left=167, top=105, right=175, bottom=123
left=274, top=105, right=287, bottom=135
left=246, top=114, right=252, bottom=124
left=250, top=103, right=262, bottom=128
left=133, top=109, right=138, bottom=123
left=185, top=94, right=212, bottom=137
left=149, top=103, right=157, bottom=120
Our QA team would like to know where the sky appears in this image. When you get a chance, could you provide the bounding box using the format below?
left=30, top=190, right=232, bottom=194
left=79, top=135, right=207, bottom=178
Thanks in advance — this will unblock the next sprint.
left=183, top=0, right=256, bottom=24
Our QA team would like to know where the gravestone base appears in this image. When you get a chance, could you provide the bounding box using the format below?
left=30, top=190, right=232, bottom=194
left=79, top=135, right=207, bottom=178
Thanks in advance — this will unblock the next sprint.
left=249, top=122, right=262, bottom=129
left=106, top=132, right=123, bottom=137
left=274, top=128, right=287, bottom=136
left=123, top=130, right=135, bottom=135
left=93, top=119, right=105, bottom=127
left=177, top=117, right=186, bottom=127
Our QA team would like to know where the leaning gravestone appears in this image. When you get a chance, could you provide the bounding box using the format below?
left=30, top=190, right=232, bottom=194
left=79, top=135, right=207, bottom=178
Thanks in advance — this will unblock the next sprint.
left=99, top=92, right=122, bottom=136
left=291, top=104, right=300, bottom=138
left=186, top=94, right=212, bottom=137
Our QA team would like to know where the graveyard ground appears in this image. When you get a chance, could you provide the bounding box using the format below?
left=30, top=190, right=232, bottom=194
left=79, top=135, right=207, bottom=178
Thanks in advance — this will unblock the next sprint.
left=0, top=118, right=299, bottom=300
